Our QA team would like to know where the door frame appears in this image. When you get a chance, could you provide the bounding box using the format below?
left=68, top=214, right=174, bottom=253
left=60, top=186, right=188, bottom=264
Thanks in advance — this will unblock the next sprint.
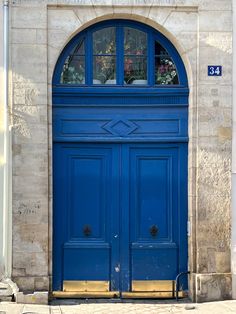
left=51, top=19, right=189, bottom=295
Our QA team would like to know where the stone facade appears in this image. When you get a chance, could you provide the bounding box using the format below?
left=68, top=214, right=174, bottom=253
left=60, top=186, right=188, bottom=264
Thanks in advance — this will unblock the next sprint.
left=7, top=0, right=232, bottom=302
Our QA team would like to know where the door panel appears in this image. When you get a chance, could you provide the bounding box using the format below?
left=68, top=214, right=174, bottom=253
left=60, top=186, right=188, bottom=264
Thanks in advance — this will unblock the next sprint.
left=53, top=106, right=188, bottom=143
left=69, top=156, right=106, bottom=240
left=131, top=248, right=178, bottom=280
left=124, top=144, right=187, bottom=289
left=53, top=143, right=120, bottom=291
left=63, top=247, right=110, bottom=280
left=132, top=156, right=171, bottom=241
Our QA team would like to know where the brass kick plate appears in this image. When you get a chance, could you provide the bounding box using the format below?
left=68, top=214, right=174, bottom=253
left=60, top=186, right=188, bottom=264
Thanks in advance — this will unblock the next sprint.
left=52, top=280, right=186, bottom=299
left=52, top=291, right=120, bottom=298
left=122, top=291, right=185, bottom=299
left=132, top=280, right=174, bottom=292
left=122, top=280, right=186, bottom=299
left=63, top=280, right=109, bottom=292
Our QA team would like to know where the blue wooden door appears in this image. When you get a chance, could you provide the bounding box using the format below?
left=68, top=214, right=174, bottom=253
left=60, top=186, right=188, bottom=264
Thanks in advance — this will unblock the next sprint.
left=53, top=143, right=120, bottom=292
left=121, top=144, right=188, bottom=293
left=53, top=142, right=187, bottom=293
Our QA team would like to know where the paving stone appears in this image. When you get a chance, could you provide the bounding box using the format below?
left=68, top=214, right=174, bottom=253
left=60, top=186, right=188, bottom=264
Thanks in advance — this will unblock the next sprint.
left=1, top=301, right=236, bottom=314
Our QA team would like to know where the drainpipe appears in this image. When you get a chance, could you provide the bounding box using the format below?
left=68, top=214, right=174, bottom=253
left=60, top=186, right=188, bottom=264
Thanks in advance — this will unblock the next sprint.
left=232, top=0, right=236, bottom=299
left=3, top=0, right=11, bottom=279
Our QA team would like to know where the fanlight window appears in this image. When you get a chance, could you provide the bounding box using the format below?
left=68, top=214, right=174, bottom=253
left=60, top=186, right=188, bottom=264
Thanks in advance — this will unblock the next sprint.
left=155, top=41, right=178, bottom=85
left=60, top=22, right=180, bottom=86
left=124, top=27, right=147, bottom=84
left=93, top=27, right=116, bottom=84
left=61, top=38, right=85, bottom=84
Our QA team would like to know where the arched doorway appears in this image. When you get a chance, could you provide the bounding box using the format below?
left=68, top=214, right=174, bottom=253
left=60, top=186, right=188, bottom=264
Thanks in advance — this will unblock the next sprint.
left=52, top=20, right=189, bottom=298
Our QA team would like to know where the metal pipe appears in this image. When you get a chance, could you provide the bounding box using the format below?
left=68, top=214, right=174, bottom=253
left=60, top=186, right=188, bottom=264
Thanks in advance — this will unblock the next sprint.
left=3, top=0, right=10, bottom=278
left=232, top=0, right=236, bottom=300
left=175, top=271, right=190, bottom=301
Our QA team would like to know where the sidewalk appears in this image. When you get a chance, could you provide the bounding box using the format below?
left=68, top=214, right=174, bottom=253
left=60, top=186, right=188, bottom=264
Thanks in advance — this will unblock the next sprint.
left=1, top=300, right=236, bottom=314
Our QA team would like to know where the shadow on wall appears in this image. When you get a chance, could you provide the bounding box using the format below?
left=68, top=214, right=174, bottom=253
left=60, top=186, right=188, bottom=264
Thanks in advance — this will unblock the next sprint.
left=12, top=75, right=41, bottom=139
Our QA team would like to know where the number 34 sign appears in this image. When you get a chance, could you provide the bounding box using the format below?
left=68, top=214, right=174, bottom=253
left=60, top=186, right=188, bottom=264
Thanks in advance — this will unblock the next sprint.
left=208, top=66, right=222, bottom=76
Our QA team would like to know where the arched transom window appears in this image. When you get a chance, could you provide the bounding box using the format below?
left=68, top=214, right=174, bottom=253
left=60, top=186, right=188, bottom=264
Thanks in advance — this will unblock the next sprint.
left=54, top=20, right=187, bottom=87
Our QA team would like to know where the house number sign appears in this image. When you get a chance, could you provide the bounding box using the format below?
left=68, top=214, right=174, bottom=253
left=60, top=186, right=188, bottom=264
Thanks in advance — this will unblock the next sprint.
left=208, top=66, right=222, bottom=76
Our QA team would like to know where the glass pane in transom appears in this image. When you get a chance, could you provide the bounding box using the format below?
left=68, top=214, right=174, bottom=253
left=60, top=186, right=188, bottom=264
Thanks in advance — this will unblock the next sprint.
left=124, top=28, right=147, bottom=85
left=155, top=41, right=179, bottom=85
left=124, top=27, right=147, bottom=55
left=124, top=56, right=147, bottom=85
left=93, top=27, right=116, bottom=55
left=60, top=38, right=85, bottom=84
left=93, top=56, right=116, bottom=84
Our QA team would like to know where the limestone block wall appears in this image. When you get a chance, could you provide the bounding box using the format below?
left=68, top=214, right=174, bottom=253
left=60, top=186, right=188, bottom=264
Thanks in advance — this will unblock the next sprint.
left=11, top=1, right=49, bottom=292
left=9, top=0, right=232, bottom=302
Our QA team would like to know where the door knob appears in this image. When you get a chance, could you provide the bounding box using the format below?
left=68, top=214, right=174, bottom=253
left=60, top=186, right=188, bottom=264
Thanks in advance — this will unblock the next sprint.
left=150, top=225, right=158, bottom=237
left=83, top=224, right=91, bottom=236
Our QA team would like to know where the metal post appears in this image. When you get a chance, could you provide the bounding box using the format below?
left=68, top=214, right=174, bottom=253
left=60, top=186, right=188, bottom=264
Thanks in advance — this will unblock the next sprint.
left=232, top=0, right=236, bottom=300
left=175, top=271, right=190, bottom=301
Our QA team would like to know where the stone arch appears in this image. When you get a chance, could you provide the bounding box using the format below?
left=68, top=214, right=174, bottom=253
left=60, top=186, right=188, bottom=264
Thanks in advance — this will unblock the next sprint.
left=49, top=13, right=194, bottom=88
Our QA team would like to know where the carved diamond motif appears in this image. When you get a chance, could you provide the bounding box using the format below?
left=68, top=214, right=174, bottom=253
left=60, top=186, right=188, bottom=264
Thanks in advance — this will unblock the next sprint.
left=102, top=119, right=138, bottom=136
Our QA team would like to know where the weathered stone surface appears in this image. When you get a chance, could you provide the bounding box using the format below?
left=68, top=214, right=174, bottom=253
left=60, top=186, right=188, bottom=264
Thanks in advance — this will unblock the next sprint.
left=198, top=84, right=232, bottom=108
left=163, top=11, right=198, bottom=34
left=13, top=82, right=48, bottom=106
left=13, top=224, right=48, bottom=253
left=11, top=7, right=47, bottom=29
left=48, top=9, right=81, bottom=32
left=13, top=273, right=48, bottom=293
left=34, top=277, right=49, bottom=291
left=199, top=11, right=232, bottom=32
left=15, top=291, right=48, bottom=305
left=195, top=273, right=232, bottom=302
left=199, top=32, right=232, bottom=54
left=196, top=136, right=231, bottom=278
left=94, top=6, right=114, bottom=17
left=12, top=44, right=47, bottom=83
left=11, top=29, right=37, bottom=45
left=0, top=279, right=18, bottom=302
left=13, top=200, right=48, bottom=225
left=13, top=276, right=35, bottom=291
left=199, top=0, right=232, bottom=11
left=0, top=283, right=13, bottom=297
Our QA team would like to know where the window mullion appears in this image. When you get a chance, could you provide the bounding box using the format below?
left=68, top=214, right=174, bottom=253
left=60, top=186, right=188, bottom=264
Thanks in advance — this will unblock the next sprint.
left=86, top=30, right=93, bottom=85
left=116, top=25, right=124, bottom=85
left=148, top=31, right=155, bottom=86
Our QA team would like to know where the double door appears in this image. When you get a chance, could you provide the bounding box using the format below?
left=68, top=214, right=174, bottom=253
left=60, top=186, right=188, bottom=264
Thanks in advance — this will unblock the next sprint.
left=53, top=142, right=187, bottom=297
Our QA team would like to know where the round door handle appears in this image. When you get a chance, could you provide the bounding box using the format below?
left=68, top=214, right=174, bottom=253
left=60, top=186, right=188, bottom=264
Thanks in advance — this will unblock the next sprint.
left=83, top=224, right=91, bottom=236
left=150, top=225, right=158, bottom=237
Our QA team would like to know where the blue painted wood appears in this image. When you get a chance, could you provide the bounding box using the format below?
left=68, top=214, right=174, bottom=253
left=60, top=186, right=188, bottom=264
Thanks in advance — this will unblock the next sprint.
left=52, top=87, right=189, bottom=107
left=86, top=31, right=92, bottom=85
left=53, top=19, right=188, bottom=294
left=127, top=144, right=187, bottom=283
left=117, top=25, right=124, bottom=85
left=53, top=106, right=188, bottom=142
